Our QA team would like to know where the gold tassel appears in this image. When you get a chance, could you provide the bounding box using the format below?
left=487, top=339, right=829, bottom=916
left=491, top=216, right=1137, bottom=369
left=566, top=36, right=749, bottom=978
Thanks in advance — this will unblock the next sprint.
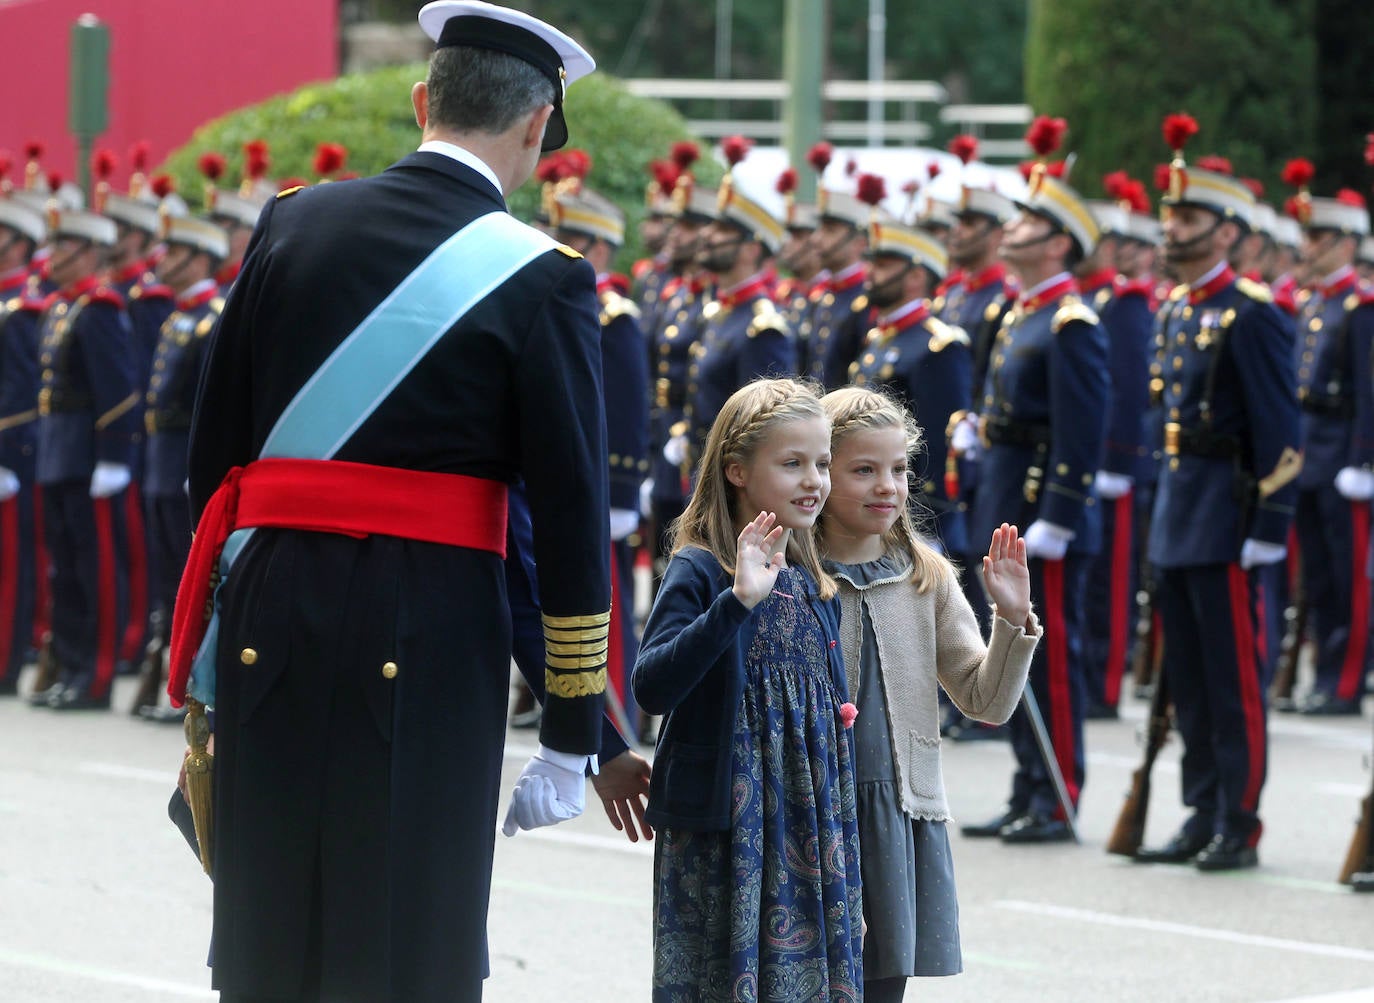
left=183, top=698, right=214, bottom=875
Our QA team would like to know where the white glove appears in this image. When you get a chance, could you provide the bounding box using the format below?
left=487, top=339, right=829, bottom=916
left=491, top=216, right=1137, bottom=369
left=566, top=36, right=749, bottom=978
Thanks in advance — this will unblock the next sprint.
left=1334, top=467, right=1374, bottom=502
left=609, top=507, right=638, bottom=541
left=950, top=414, right=980, bottom=459
left=663, top=433, right=689, bottom=466
left=1023, top=519, right=1075, bottom=561
left=89, top=462, right=131, bottom=499
left=0, top=466, right=18, bottom=502
left=639, top=477, right=653, bottom=518
left=1239, top=539, right=1286, bottom=570
left=501, top=744, right=593, bottom=836
left=1093, top=470, right=1134, bottom=500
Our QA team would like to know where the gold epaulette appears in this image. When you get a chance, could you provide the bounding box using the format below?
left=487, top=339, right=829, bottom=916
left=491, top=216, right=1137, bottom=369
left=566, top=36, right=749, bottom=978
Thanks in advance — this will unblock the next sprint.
left=1168, top=284, right=1189, bottom=303
left=542, top=610, right=609, bottom=698
left=850, top=294, right=869, bottom=314
left=1235, top=277, right=1274, bottom=304
left=926, top=317, right=971, bottom=353
left=196, top=316, right=216, bottom=338
left=1051, top=297, right=1099, bottom=333
left=276, top=186, right=304, bottom=199
left=599, top=289, right=641, bottom=324
left=210, top=296, right=226, bottom=314
left=554, top=243, right=583, bottom=260
left=748, top=298, right=788, bottom=338
left=931, top=294, right=945, bottom=314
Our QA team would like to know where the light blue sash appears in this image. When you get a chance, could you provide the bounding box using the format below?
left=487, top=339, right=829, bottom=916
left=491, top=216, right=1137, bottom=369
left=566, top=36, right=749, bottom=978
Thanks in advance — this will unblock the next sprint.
left=187, top=210, right=557, bottom=705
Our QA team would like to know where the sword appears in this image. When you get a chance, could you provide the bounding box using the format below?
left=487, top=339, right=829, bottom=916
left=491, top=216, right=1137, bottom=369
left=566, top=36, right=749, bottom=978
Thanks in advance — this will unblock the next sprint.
left=1021, top=685, right=1079, bottom=843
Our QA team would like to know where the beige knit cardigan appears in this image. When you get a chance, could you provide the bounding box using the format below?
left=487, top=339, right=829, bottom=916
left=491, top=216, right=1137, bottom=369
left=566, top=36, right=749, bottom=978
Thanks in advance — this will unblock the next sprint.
left=833, top=560, right=1041, bottom=822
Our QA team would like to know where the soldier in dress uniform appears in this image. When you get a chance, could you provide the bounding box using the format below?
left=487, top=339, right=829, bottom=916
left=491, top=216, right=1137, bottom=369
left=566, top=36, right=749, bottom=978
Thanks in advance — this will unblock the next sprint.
left=630, top=156, right=679, bottom=324
left=132, top=215, right=229, bottom=719
left=773, top=167, right=824, bottom=335
left=1358, top=234, right=1374, bottom=283
left=1134, top=118, right=1301, bottom=872
left=957, top=163, right=1110, bottom=844
left=915, top=196, right=959, bottom=248
left=848, top=204, right=971, bottom=559
left=0, top=195, right=48, bottom=696
left=673, top=142, right=793, bottom=460
left=1286, top=183, right=1374, bottom=716
left=30, top=207, right=138, bottom=711
left=203, top=152, right=270, bottom=291
left=804, top=179, right=871, bottom=390
left=940, top=186, right=1017, bottom=404
left=1272, top=214, right=1306, bottom=314
left=547, top=173, right=651, bottom=737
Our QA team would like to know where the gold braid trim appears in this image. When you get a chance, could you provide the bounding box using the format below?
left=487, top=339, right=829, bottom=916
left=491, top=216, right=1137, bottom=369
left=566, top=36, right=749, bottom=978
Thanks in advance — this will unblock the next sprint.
left=94, top=392, right=139, bottom=431
left=1258, top=447, right=1303, bottom=499
left=0, top=408, right=37, bottom=433
left=541, top=611, right=611, bottom=629
left=546, top=667, right=607, bottom=698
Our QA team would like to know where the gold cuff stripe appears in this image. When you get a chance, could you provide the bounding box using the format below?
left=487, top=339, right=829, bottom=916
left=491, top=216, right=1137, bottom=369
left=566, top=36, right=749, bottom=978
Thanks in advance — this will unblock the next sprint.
left=545, top=667, right=607, bottom=698
left=543, top=624, right=611, bottom=642
left=546, top=652, right=609, bottom=670
left=0, top=408, right=37, bottom=433
left=546, top=639, right=610, bottom=656
left=541, top=611, right=611, bottom=629
left=94, top=393, right=139, bottom=431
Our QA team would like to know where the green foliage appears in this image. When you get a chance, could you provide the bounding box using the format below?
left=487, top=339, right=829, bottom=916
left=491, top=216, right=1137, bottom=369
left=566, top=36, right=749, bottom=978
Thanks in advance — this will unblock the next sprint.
left=1314, top=0, right=1374, bottom=193
left=1024, top=0, right=1317, bottom=202
left=160, top=66, right=718, bottom=268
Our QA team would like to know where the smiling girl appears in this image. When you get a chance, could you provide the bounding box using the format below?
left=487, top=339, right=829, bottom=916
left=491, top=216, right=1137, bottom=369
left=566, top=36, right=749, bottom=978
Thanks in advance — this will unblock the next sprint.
left=818, top=386, right=1040, bottom=1001
left=633, top=378, right=863, bottom=1001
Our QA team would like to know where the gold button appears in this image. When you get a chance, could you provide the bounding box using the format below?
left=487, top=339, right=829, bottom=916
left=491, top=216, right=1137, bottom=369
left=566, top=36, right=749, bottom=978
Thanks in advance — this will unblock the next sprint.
left=382, top=661, right=399, bottom=679
left=240, top=647, right=258, bottom=665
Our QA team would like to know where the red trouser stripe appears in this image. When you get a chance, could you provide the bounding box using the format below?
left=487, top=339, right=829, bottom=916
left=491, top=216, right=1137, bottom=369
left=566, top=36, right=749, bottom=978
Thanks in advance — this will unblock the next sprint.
left=1337, top=502, right=1370, bottom=702
left=119, top=482, right=149, bottom=663
left=1226, top=564, right=1265, bottom=814
left=1042, top=559, right=1079, bottom=805
left=31, top=484, right=49, bottom=645
left=1254, top=581, right=1269, bottom=667
left=92, top=498, right=119, bottom=698
left=0, top=498, right=18, bottom=669
left=1104, top=492, right=1133, bottom=706
left=606, top=545, right=625, bottom=707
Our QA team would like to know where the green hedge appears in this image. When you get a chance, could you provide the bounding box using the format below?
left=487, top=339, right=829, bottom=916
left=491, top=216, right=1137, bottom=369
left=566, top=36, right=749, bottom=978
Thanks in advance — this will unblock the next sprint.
left=160, top=66, right=719, bottom=268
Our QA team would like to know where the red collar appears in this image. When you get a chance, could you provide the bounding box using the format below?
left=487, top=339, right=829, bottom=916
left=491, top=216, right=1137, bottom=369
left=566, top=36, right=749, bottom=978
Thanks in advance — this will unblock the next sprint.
left=57, top=274, right=102, bottom=303
left=875, top=299, right=930, bottom=338
left=964, top=262, right=1006, bottom=293
left=176, top=284, right=220, bottom=312
left=0, top=269, right=27, bottom=294
left=1185, top=264, right=1236, bottom=305
left=716, top=273, right=772, bottom=310
left=1076, top=267, right=1117, bottom=295
left=216, top=260, right=242, bottom=287
left=1318, top=268, right=1358, bottom=298
left=114, top=259, right=147, bottom=285
left=1018, top=275, right=1078, bottom=313
left=828, top=264, right=867, bottom=294
left=935, top=268, right=966, bottom=297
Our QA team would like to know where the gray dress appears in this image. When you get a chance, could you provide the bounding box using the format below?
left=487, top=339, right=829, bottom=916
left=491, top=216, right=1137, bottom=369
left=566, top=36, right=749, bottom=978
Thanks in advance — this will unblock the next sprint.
left=829, top=555, right=963, bottom=979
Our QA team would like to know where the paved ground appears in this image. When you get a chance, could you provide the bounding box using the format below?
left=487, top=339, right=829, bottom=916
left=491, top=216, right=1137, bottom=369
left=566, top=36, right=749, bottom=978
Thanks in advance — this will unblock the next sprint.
left=1, top=667, right=1370, bottom=1002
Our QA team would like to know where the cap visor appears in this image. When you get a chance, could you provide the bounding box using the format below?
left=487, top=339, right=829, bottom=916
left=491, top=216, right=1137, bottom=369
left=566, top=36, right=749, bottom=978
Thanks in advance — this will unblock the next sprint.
left=541, top=108, right=568, bottom=152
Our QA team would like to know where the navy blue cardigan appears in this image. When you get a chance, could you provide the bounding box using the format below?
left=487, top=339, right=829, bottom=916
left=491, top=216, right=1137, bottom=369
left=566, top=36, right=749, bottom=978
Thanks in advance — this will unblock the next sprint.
left=633, top=545, right=849, bottom=831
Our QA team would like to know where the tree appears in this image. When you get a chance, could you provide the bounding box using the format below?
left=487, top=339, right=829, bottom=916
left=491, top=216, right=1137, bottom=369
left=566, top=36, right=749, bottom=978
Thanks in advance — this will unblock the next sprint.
left=1024, top=0, right=1317, bottom=202
left=1314, top=0, right=1374, bottom=194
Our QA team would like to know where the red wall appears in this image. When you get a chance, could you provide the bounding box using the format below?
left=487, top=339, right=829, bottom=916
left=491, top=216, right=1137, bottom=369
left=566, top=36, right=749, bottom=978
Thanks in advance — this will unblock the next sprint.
left=0, top=0, right=337, bottom=190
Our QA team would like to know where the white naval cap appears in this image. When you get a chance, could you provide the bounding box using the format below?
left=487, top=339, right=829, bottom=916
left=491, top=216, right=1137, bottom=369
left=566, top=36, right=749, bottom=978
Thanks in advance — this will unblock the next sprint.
left=0, top=197, right=46, bottom=244
left=161, top=215, right=230, bottom=260
left=418, top=1, right=595, bottom=152
left=50, top=208, right=117, bottom=247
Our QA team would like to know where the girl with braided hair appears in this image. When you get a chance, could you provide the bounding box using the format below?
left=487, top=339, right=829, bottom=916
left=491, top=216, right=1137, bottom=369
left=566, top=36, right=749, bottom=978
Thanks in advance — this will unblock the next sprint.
left=633, top=377, right=863, bottom=1000
left=818, top=385, right=1040, bottom=1000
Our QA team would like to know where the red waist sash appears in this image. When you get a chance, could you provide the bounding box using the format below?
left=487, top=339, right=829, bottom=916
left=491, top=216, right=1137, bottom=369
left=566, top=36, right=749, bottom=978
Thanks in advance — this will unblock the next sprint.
left=168, top=457, right=508, bottom=705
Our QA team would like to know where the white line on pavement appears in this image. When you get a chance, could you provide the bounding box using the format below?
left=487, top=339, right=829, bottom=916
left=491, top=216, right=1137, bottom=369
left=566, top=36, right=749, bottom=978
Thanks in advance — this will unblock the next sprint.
left=993, top=900, right=1374, bottom=964
left=1263, top=989, right=1374, bottom=1003
left=0, top=947, right=215, bottom=999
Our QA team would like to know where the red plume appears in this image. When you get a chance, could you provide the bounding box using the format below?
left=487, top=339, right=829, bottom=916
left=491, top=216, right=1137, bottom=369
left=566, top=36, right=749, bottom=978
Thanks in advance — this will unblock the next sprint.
left=46, top=171, right=63, bottom=192
left=721, top=135, right=753, bottom=167
left=806, top=142, right=833, bottom=173
left=1281, top=158, right=1316, bottom=189
left=198, top=152, right=227, bottom=183
left=901, top=178, right=921, bottom=196
left=92, top=148, right=119, bottom=181
left=1102, top=170, right=1130, bottom=199
left=561, top=149, right=592, bottom=181
left=948, top=134, right=979, bottom=165
left=1196, top=154, right=1233, bottom=176
left=1366, top=133, right=1374, bottom=168
left=775, top=168, right=799, bottom=196
left=855, top=173, right=887, bottom=207
left=1242, top=177, right=1264, bottom=199
left=279, top=177, right=308, bottom=192
left=1161, top=113, right=1199, bottom=152
left=313, top=142, right=347, bottom=177
left=1283, top=195, right=1303, bottom=220
left=243, top=139, right=270, bottom=180
left=670, top=141, right=699, bottom=170
left=1336, top=188, right=1368, bottom=209
left=150, top=173, right=175, bottom=198
left=129, top=141, right=151, bottom=171
left=24, top=140, right=45, bottom=162
left=650, top=159, right=680, bottom=193
left=927, top=162, right=942, bottom=180
left=1152, top=163, right=1173, bottom=192
left=535, top=152, right=567, bottom=184
left=1122, top=180, right=1151, bottom=215
left=1025, top=115, right=1067, bottom=157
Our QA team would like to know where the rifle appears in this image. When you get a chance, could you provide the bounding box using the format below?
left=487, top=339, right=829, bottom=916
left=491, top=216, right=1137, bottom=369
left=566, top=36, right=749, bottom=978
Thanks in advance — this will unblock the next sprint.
left=1128, top=587, right=1156, bottom=697
left=1338, top=728, right=1373, bottom=890
left=1106, top=654, right=1171, bottom=857
left=1270, top=587, right=1306, bottom=710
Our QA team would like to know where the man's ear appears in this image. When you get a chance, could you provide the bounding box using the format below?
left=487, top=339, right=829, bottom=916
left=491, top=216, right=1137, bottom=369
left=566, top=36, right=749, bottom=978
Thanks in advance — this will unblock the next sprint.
left=412, top=82, right=430, bottom=131
left=522, top=104, right=555, bottom=151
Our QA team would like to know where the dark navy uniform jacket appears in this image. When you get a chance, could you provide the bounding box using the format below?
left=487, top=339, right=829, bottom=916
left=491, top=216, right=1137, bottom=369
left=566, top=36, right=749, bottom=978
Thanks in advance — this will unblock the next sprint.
left=802, top=264, right=867, bottom=389
left=1147, top=267, right=1301, bottom=568
left=937, top=261, right=1015, bottom=404
left=685, top=274, right=797, bottom=454
left=144, top=282, right=223, bottom=498
left=631, top=256, right=671, bottom=335
left=188, top=151, right=611, bottom=1001
left=649, top=275, right=708, bottom=506
left=35, top=276, right=138, bottom=485
left=973, top=275, right=1110, bottom=555
left=1092, top=274, right=1155, bottom=482
left=1292, top=268, right=1374, bottom=487
left=850, top=298, right=972, bottom=552
left=598, top=282, right=651, bottom=512
left=0, top=273, right=44, bottom=477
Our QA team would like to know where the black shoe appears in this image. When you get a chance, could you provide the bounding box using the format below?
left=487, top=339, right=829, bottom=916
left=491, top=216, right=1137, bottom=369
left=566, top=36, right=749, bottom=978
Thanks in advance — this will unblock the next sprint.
left=1134, top=829, right=1212, bottom=864
left=949, top=720, right=1010, bottom=743
left=1297, top=692, right=1362, bottom=716
left=1085, top=700, right=1119, bottom=720
left=48, top=687, right=111, bottom=711
left=1194, top=834, right=1258, bottom=872
left=999, top=811, right=1073, bottom=844
left=960, top=808, right=1025, bottom=839
left=1351, top=871, right=1374, bottom=892
left=139, top=704, right=188, bottom=724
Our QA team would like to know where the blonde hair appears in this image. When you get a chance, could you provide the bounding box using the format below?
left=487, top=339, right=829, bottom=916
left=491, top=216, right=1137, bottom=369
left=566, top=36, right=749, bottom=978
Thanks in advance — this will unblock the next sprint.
left=672, top=378, right=837, bottom=600
left=819, top=385, right=954, bottom=593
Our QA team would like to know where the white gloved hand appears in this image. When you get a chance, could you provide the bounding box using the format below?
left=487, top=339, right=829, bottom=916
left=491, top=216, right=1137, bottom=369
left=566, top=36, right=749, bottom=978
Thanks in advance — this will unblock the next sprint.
left=663, top=433, right=689, bottom=466
left=501, top=744, right=592, bottom=836
left=609, top=507, right=638, bottom=541
left=1093, top=470, right=1134, bottom=500
left=1023, top=519, right=1075, bottom=561
left=89, top=461, right=131, bottom=499
left=1239, top=539, right=1286, bottom=570
left=950, top=414, right=980, bottom=459
left=639, top=477, right=654, bottom=518
left=0, top=466, right=19, bottom=502
left=1334, top=467, right=1374, bottom=502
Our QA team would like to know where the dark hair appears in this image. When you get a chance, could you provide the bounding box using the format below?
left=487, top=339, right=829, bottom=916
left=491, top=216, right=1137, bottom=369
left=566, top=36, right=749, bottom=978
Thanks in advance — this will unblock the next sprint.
left=426, top=46, right=556, bottom=135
